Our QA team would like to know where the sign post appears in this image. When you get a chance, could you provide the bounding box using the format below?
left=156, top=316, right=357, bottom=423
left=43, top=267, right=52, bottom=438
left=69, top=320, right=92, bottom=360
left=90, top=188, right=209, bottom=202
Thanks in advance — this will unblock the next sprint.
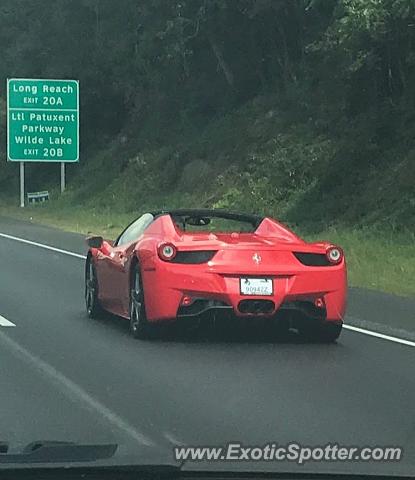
left=7, top=78, right=79, bottom=205
left=20, top=162, right=25, bottom=208
left=61, top=162, right=65, bottom=193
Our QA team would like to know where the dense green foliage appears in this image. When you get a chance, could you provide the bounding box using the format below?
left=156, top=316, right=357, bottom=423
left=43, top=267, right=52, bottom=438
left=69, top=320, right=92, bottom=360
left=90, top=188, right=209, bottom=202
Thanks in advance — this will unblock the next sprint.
left=0, top=0, right=414, bottom=231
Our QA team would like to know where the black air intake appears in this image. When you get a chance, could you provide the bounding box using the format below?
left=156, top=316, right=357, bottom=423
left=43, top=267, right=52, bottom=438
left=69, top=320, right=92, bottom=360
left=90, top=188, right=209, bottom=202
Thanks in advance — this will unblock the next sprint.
left=171, top=250, right=217, bottom=264
left=293, top=252, right=331, bottom=266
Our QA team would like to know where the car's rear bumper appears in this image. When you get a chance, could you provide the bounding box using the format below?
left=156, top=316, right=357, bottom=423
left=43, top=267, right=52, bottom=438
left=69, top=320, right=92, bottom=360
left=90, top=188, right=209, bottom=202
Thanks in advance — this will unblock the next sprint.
left=176, top=299, right=338, bottom=330
left=142, top=259, right=347, bottom=323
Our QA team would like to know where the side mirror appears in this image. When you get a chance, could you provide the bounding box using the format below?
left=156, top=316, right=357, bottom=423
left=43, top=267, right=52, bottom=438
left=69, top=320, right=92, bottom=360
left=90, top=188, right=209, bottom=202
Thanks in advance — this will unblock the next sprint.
left=86, top=236, right=103, bottom=249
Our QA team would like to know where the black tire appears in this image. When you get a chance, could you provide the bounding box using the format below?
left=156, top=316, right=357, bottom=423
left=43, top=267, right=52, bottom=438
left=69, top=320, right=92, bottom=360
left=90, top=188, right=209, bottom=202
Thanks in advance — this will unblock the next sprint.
left=85, top=257, right=103, bottom=318
left=129, top=264, right=156, bottom=339
left=318, top=321, right=343, bottom=343
left=298, top=320, right=343, bottom=343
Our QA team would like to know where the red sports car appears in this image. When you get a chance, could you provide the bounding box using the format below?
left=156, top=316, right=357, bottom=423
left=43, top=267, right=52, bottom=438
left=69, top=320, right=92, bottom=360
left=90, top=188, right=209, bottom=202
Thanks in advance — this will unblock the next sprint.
left=85, top=209, right=346, bottom=341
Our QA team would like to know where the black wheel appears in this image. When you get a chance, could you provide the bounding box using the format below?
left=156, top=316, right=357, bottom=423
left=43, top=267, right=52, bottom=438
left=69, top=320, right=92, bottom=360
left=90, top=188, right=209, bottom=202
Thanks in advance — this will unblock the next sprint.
left=85, top=257, right=103, bottom=318
left=298, top=320, right=342, bottom=343
left=129, top=265, right=155, bottom=339
left=318, top=321, right=343, bottom=343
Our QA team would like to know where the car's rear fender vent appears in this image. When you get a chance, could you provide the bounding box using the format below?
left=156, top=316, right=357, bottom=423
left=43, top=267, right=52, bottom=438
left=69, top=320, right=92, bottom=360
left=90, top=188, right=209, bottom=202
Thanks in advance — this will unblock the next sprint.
left=238, top=300, right=275, bottom=315
left=293, top=252, right=331, bottom=267
left=171, top=250, right=217, bottom=264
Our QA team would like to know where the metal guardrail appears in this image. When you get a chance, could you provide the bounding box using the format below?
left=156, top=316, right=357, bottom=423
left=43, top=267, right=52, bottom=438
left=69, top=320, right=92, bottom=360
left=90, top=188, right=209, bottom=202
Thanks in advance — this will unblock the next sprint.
left=27, top=191, right=50, bottom=204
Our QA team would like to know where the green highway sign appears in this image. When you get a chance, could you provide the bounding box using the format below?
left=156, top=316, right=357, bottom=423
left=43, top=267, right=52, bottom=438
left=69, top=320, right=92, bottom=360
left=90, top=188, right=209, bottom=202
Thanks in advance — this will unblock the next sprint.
left=7, top=78, right=79, bottom=162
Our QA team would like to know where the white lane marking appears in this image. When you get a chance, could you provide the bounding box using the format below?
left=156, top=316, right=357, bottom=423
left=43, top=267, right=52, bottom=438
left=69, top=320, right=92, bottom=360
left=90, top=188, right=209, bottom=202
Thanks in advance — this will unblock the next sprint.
left=1, top=231, right=414, bottom=348
left=0, top=232, right=86, bottom=259
left=0, top=330, right=155, bottom=446
left=344, top=324, right=415, bottom=348
left=0, top=314, right=15, bottom=327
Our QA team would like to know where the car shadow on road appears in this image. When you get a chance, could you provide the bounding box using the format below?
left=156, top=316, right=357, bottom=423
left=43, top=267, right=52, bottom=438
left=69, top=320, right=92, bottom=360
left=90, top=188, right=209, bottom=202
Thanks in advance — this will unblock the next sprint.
left=157, top=326, right=335, bottom=345
left=86, top=311, right=341, bottom=346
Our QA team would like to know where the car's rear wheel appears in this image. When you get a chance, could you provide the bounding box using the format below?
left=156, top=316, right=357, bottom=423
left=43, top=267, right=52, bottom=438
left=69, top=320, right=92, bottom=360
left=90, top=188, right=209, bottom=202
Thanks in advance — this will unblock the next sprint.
left=85, top=257, right=103, bottom=318
left=318, top=321, right=343, bottom=343
left=299, top=320, right=342, bottom=343
left=129, top=265, right=155, bottom=339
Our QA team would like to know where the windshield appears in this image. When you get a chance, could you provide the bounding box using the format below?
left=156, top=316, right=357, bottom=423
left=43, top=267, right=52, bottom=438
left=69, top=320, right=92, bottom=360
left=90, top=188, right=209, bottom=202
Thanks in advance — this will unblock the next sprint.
left=0, top=0, right=414, bottom=477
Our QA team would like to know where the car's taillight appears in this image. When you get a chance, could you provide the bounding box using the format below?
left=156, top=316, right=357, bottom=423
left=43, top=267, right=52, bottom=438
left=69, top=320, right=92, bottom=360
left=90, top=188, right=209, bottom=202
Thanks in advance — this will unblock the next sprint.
left=158, top=242, right=177, bottom=261
left=293, top=249, right=344, bottom=267
left=326, top=246, right=343, bottom=265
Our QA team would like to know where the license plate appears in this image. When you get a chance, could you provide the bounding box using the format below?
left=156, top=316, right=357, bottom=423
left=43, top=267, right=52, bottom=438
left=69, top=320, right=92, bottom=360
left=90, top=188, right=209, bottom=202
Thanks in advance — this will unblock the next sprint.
left=240, top=278, right=273, bottom=296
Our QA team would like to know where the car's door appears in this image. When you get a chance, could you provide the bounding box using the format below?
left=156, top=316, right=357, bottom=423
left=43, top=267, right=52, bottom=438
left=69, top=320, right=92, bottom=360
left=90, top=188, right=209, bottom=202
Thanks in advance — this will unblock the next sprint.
left=99, top=213, right=154, bottom=316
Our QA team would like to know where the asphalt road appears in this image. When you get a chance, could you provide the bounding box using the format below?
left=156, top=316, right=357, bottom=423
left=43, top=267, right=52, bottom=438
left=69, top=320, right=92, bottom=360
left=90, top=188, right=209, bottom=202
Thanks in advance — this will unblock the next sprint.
left=0, top=216, right=414, bottom=476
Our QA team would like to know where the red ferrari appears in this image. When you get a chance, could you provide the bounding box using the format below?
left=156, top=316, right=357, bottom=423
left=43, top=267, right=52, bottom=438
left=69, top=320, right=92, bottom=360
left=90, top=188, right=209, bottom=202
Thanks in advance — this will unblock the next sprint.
left=85, top=209, right=346, bottom=341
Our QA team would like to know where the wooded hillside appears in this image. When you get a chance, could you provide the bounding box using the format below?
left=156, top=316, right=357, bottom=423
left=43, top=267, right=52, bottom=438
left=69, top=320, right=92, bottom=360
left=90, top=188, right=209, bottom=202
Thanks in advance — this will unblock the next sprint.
left=0, top=0, right=414, bottom=230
